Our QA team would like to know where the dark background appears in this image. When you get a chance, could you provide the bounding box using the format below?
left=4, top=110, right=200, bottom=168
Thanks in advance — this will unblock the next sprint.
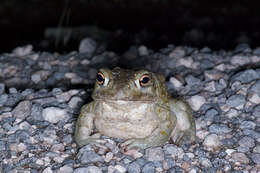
left=1, top=0, right=260, bottom=53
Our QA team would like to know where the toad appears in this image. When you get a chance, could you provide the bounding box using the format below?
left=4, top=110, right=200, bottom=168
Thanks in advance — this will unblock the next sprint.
left=75, top=67, right=195, bottom=149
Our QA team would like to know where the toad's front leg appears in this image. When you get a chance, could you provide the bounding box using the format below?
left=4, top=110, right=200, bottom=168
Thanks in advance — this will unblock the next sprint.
left=74, top=102, right=102, bottom=147
left=121, top=108, right=177, bottom=150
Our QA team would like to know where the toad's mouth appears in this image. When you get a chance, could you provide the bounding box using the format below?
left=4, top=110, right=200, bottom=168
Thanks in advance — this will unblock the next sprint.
left=93, top=98, right=156, bottom=103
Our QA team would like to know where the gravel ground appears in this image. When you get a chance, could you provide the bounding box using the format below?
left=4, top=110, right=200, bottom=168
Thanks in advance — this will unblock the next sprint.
left=0, top=40, right=260, bottom=172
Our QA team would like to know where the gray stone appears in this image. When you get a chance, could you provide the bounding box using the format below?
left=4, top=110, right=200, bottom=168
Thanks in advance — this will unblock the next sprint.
left=253, top=145, right=260, bottom=153
left=226, top=94, right=246, bottom=107
left=239, top=136, right=255, bottom=148
left=12, top=101, right=32, bottom=119
left=79, top=151, right=104, bottom=164
left=0, top=83, right=5, bottom=94
left=240, top=121, right=256, bottom=130
left=42, top=107, right=68, bottom=123
left=243, top=129, right=260, bottom=139
left=237, top=146, right=250, bottom=153
left=145, top=147, right=164, bottom=161
left=253, top=105, right=260, bottom=117
left=251, top=153, right=260, bottom=164
left=0, top=94, right=8, bottom=106
left=199, top=157, right=212, bottom=167
left=142, top=162, right=155, bottom=173
left=231, top=152, right=249, bottom=164
left=74, top=166, right=102, bottom=173
left=127, top=162, right=141, bottom=173
left=0, top=141, right=6, bottom=151
left=203, top=134, right=221, bottom=149
left=250, top=80, right=260, bottom=95
left=185, top=75, right=201, bottom=87
left=232, top=69, right=259, bottom=83
left=209, top=124, right=232, bottom=134
left=163, top=144, right=183, bottom=158
left=204, top=109, right=218, bottom=121
left=79, top=38, right=97, bottom=54
left=30, top=103, right=44, bottom=121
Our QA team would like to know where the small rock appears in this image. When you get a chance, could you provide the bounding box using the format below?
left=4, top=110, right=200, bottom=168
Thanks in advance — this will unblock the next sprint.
left=251, top=153, right=260, bottom=164
left=248, top=92, right=260, bottom=104
left=232, top=69, right=259, bottom=84
left=127, top=162, right=141, bottom=173
left=209, top=124, right=232, bottom=134
left=74, top=166, right=102, bottom=173
left=0, top=94, right=8, bottom=106
left=57, top=165, right=73, bottom=173
left=231, top=55, right=250, bottom=66
left=188, top=95, right=206, bottom=111
left=79, top=151, right=104, bottom=164
left=239, top=136, right=255, bottom=148
left=169, top=77, right=183, bottom=88
left=12, top=101, right=32, bottom=119
left=12, top=45, right=33, bottom=56
left=43, top=167, right=53, bottom=173
left=79, top=38, right=97, bottom=54
left=203, top=134, right=220, bottom=149
left=68, top=96, right=83, bottom=109
left=169, top=46, right=186, bottom=58
left=163, top=144, right=184, bottom=159
left=42, top=107, right=68, bottom=123
left=226, top=94, right=246, bottom=108
left=114, top=165, right=127, bottom=173
left=145, top=147, right=164, bottom=161
left=231, top=152, right=249, bottom=164
left=253, top=145, right=260, bottom=153
left=253, top=105, right=260, bottom=117
left=142, top=162, right=155, bottom=173
left=138, top=45, right=149, bottom=56
left=0, top=83, right=5, bottom=94
left=240, top=121, right=256, bottom=130
left=199, top=157, right=212, bottom=167
left=250, top=80, right=260, bottom=96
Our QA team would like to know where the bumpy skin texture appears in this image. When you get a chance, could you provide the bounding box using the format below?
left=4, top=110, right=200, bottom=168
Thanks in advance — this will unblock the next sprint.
left=75, top=67, right=195, bottom=149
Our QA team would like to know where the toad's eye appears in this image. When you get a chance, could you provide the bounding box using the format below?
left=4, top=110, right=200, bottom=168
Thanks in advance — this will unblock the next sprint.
left=96, top=72, right=105, bottom=85
left=139, top=74, right=150, bottom=87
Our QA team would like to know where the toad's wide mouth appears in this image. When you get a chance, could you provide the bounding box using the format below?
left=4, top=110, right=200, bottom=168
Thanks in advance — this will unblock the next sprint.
left=93, top=98, right=156, bottom=103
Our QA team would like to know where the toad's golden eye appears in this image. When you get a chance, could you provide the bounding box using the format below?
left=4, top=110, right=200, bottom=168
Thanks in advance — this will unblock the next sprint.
left=139, top=74, right=150, bottom=87
left=96, top=72, right=105, bottom=85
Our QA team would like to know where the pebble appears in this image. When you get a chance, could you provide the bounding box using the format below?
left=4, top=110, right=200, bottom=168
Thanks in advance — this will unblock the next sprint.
left=250, top=80, right=260, bottom=95
left=142, top=162, right=155, bottom=173
left=226, top=94, right=246, bottom=108
left=232, top=69, right=259, bottom=83
left=240, top=121, right=256, bottom=130
left=251, top=153, right=260, bottom=164
left=57, top=165, right=73, bottom=173
left=203, top=134, right=220, bottom=149
left=114, top=165, right=127, bottom=173
left=42, top=107, right=68, bottom=123
left=145, top=147, right=164, bottom=161
left=138, top=45, right=149, bottom=56
left=79, top=151, right=104, bottom=164
left=252, top=105, right=260, bottom=117
left=127, top=162, right=141, bottom=173
left=163, top=144, right=184, bottom=159
left=253, top=145, right=260, bottom=153
left=12, top=100, right=32, bottom=119
left=231, top=152, right=249, bottom=164
left=209, top=124, right=232, bottom=134
left=74, top=166, right=102, bottom=173
left=0, top=83, right=5, bottom=94
left=79, top=37, right=97, bottom=54
left=187, top=95, right=206, bottom=111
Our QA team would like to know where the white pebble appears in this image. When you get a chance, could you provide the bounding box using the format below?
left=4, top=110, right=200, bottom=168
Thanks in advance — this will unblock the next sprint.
left=43, top=167, right=53, bottom=173
left=57, top=165, right=73, bottom=173
left=169, top=77, right=183, bottom=88
left=138, top=45, right=149, bottom=56
left=188, top=95, right=206, bottom=111
left=42, top=107, right=68, bottom=123
left=203, top=134, right=220, bottom=150
left=114, top=165, right=127, bottom=173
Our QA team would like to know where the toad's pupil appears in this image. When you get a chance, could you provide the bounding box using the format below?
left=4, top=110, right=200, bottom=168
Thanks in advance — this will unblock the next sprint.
left=141, top=77, right=149, bottom=84
left=97, top=74, right=104, bottom=83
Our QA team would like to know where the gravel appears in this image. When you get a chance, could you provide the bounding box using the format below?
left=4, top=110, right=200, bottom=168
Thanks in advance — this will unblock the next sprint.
left=0, top=43, right=260, bottom=172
